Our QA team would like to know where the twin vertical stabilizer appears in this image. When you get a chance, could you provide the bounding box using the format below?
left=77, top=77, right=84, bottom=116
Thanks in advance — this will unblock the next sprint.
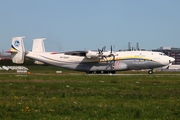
left=32, top=38, right=46, bottom=52
left=9, top=37, right=46, bottom=64
left=32, top=38, right=46, bottom=65
left=10, top=36, right=25, bottom=64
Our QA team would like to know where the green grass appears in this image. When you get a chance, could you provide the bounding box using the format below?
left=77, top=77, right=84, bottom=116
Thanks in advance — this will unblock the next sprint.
left=0, top=73, right=180, bottom=120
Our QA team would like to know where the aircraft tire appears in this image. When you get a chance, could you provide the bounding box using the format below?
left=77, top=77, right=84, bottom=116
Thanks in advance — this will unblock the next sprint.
left=110, top=71, right=116, bottom=74
left=86, top=71, right=93, bottom=74
left=103, top=71, right=109, bottom=74
left=148, top=70, right=153, bottom=74
left=96, top=71, right=102, bottom=74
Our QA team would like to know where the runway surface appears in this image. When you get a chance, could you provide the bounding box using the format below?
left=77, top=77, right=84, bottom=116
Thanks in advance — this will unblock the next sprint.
left=88, top=73, right=180, bottom=76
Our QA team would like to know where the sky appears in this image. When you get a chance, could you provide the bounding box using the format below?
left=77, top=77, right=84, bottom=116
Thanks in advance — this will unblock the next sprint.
left=0, top=0, right=180, bottom=52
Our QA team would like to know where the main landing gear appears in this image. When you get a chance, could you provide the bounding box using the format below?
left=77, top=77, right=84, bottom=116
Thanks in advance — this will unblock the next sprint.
left=86, top=71, right=116, bottom=74
left=148, top=70, right=153, bottom=74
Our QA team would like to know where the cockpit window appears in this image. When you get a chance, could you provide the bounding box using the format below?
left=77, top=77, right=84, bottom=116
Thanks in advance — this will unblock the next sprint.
left=159, top=53, right=167, bottom=56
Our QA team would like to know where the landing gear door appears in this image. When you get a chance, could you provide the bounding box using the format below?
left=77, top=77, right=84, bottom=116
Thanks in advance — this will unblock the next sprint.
left=113, top=61, right=127, bottom=70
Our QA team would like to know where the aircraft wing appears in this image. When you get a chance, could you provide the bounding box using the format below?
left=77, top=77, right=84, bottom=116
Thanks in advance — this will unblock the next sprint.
left=60, top=50, right=111, bottom=59
left=57, top=50, right=101, bottom=58
left=63, top=50, right=88, bottom=57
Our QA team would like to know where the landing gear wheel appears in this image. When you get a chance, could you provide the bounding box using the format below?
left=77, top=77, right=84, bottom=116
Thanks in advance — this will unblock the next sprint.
left=110, top=71, right=116, bottom=74
left=86, top=71, right=93, bottom=74
left=148, top=70, right=153, bottom=74
left=103, top=71, right=109, bottom=74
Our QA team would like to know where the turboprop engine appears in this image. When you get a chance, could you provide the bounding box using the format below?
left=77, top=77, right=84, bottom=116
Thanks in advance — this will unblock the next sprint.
left=86, top=51, right=99, bottom=58
left=86, top=51, right=111, bottom=59
left=86, top=46, right=112, bottom=59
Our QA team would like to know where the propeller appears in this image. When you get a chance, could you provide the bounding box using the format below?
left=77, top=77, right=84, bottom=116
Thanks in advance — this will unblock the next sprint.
left=111, top=45, right=112, bottom=54
left=98, top=45, right=117, bottom=63
left=98, top=46, right=106, bottom=59
left=108, top=45, right=116, bottom=58
left=103, top=45, right=116, bottom=70
left=98, top=46, right=106, bottom=54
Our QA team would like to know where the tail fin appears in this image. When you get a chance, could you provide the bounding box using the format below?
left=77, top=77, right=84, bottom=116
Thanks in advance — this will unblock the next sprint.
left=32, top=38, right=46, bottom=52
left=10, top=36, right=25, bottom=64
left=32, top=38, right=46, bottom=65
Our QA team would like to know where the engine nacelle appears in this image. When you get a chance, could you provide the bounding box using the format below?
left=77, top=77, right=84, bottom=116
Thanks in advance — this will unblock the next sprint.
left=86, top=51, right=99, bottom=58
left=86, top=51, right=111, bottom=58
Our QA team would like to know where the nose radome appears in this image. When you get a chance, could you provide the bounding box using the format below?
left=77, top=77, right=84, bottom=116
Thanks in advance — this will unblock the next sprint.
left=169, top=57, right=175, bottom=63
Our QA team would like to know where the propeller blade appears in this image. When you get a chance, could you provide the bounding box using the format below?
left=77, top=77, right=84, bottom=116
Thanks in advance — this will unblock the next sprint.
left=98, top=46, right=107, bottom=58
left=111, top=45, right=112, bottom=54
left=102, top=46, right=106, bottom=51
left=98, top=49, right=101, bottom=54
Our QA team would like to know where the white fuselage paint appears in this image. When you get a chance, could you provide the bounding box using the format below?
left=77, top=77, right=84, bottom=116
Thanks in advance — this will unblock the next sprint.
left=25, top=50, right=175, bottom=72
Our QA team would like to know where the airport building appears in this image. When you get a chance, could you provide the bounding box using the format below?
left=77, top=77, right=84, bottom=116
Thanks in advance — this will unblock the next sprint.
left=0, top=50, right=11, bottom=60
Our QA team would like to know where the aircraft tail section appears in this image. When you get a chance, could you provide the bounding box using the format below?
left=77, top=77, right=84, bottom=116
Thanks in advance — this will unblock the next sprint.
left=9, top=36, right=25, bottom=64
left=32, top=38, right=46, bottom=65
left=32, top=38, right=46, bottom=52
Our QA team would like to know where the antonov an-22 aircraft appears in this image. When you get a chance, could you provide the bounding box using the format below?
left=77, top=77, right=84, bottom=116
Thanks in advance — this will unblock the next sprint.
left=8, top=36, right=175, bottom=74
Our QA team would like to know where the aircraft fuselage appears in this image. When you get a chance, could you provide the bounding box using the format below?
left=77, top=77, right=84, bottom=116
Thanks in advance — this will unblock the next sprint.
left=25, top=50, right=174, bottom=73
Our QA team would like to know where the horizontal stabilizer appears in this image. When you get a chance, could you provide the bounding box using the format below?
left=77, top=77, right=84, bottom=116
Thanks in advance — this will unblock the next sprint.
left=6, top=50, right=18, bottom=53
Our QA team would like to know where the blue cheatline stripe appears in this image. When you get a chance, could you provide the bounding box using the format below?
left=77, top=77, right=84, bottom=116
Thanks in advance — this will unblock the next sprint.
left=11, top=45, right=18, bottom=51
